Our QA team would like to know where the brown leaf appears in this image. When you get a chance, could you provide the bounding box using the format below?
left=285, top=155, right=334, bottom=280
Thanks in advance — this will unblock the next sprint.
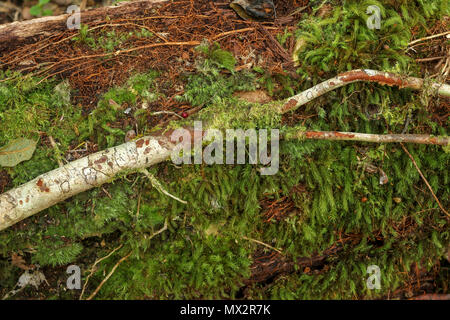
left=379, top=168, right=389, bottom=185
left=11, top=253, right=32, bottom=271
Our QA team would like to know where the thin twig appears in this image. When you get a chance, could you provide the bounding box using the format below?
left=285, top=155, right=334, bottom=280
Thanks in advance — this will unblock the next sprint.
left=84, top=218, right=169, bottom=299
left=211, top=27, right=254, bottom=40
left=415, top=56, right=446, bottom=62
left=288, top=131, right=449, bottom=146
left=136, top=191, right=142, bottom=219
left=146, top=218, right=168, bottom=241
left=241, top=235, right=283, bottom=254
left=408, top=31, right=450, bottom=46
left=400, top=143, right=449, bottom=218
left=151, top=111, right=183, bottom=118
left=141, top=169, right=187, bottom=204
left=86, top=251, right=132, bottom=300
left=79, top=244, right=123, bottom=300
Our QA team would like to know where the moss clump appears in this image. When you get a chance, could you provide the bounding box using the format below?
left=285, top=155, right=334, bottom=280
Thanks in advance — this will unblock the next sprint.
left=0, top=1, right=449, bottom=300
left=87, top=70, right=160, bottom=148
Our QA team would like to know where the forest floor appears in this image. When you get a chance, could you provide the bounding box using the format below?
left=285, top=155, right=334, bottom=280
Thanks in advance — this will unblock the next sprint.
left=0, top=0, right=449, bottom=300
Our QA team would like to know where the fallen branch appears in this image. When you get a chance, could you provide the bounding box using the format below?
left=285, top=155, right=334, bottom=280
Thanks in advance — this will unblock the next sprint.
left=1, top=70, right=448, bottom=231
left=289, top=131, right=449, bottom=146
left=0, top=0, right=168, bottom=51
left=0, top=136, right=175, bottom=231
left=280, top=69, right=450, bottom=113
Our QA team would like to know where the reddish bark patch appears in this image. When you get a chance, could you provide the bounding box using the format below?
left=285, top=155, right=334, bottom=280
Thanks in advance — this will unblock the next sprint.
left=94, top=155, right=108, bottom=164
left=305, top=131, right=325, bottom=138
left=428, top=137, right=439, bottom=145
left=157, top=138, right=174, bottom=150
left=36, top=178, right=50, bottom=192
left=136, top=139, right=145, bottom=148
left=334, top=131, right=355, bottom=138
left=340, top=70, right=412, bottom=88
left=282, top=99, right=298, bottom=112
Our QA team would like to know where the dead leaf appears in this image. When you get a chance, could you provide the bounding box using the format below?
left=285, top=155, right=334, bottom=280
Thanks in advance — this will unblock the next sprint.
left=11, top=253, right=32, bottom=271
left=379, top=168, right=389, bottom=185
left=0, top=138, right=37, bottom=167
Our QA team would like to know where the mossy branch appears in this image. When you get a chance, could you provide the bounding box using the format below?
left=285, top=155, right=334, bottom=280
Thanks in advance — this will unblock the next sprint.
left=280, top=69, right=450, bottom=113
left=0, top=69, right=448, bottom=231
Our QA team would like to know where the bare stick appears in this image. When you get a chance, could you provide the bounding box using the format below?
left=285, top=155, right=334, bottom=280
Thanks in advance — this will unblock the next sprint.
left=400, top=143, right=449, bottom=217
left=241, top=235, right=283, bottom=254
left=280, top=69, right=450, bottom=113
left=289, top=131, right=449, bottom=146
left=408, top=31, right=450, bottom=46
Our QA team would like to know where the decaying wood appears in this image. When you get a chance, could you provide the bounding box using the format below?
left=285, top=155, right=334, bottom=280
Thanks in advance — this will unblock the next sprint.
left=0, top=0, right=167, bottom=51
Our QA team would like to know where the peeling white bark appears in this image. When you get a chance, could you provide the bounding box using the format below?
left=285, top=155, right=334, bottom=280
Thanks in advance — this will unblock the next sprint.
left=0, top=136, right=174, bottom=231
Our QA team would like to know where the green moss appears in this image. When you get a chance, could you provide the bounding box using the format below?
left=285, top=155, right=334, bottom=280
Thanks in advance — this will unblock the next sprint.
left=72, top=25, right=155, bottom=52
left=0, top=4, right=449, bottom=299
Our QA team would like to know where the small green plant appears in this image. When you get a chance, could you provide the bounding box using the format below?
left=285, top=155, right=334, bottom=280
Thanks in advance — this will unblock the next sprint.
left=29, top=0, right=53, bottom=17
left=72, top=26, right=154, bottom=52
left=72, top=24, right=96, bottom=47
